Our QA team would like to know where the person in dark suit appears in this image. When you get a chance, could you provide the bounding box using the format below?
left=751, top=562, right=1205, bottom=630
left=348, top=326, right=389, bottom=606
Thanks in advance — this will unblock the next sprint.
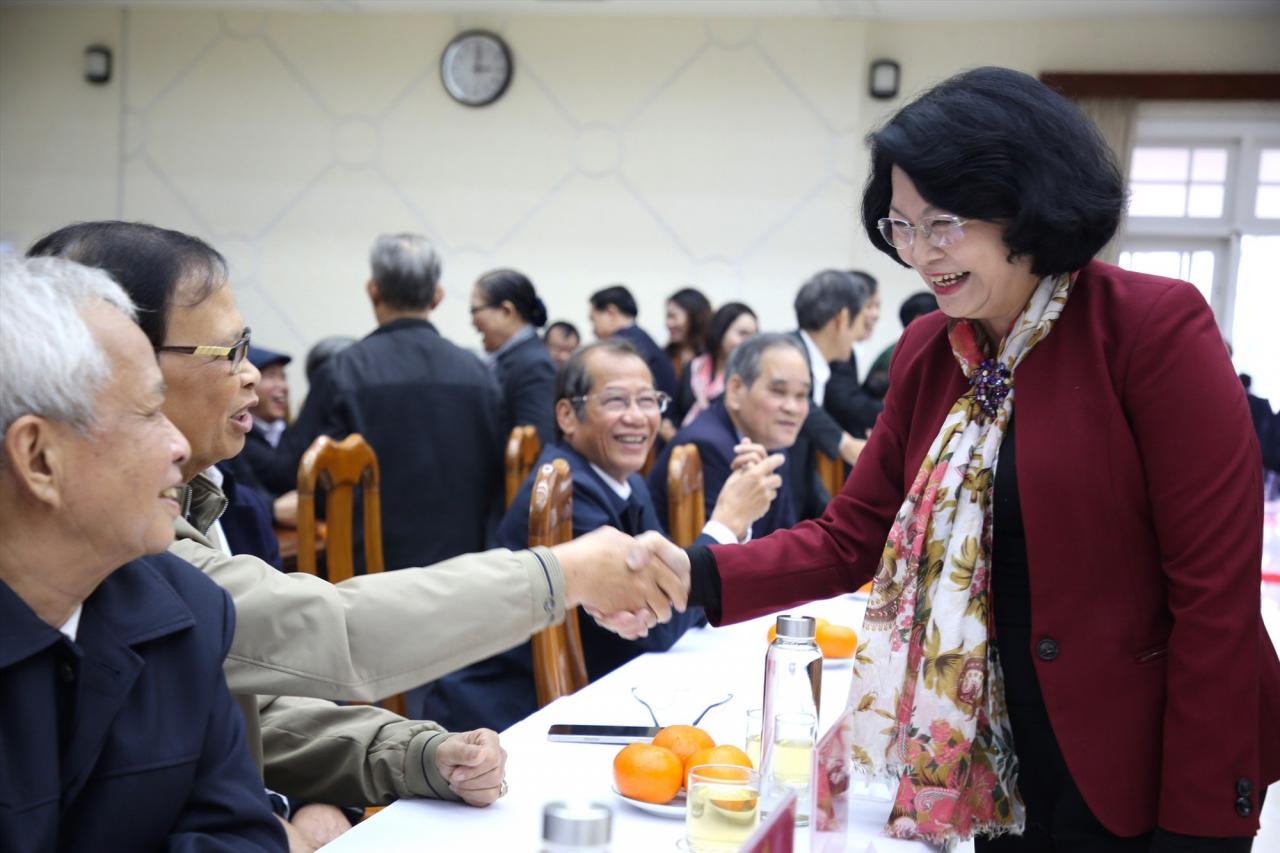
left=589, top=284, right=678, bottom=399
left=269, top=233, right=504, bottom=572
left=420, top=340, right=782, bottom=733
left=787, top=270, right=869, bottom=519
left=651, top=333, right=808, bottom=540
left=469, top=268, right=558, bottom=445
left=862, top=291, right=938, bottom=399
left=0, top=256, right=284, bottom=851
left=657, top=68, right=1279, bottom=849
left=822, top=270, right=885, bottom=439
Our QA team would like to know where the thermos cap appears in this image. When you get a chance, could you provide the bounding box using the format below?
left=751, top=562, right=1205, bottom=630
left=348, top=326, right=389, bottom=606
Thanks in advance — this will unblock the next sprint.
left=775, top=614, right=816, bottom=639
left=542, top=800, right=612, bottom=845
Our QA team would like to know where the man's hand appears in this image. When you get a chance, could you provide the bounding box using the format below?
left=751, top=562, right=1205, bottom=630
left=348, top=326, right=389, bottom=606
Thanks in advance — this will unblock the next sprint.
left=289, top=804, right=352, bottom=847
left=273, top=490, right=298, bottom=528
left=838, top=433, right=866, bottom=467
left=277, top=815, right=319, bottom=853
left=587, top=535, right=694, bottom=640
left=710, top=453, right=786, bottom=540
left=435, top=729, right=507, bottom=807
left=554, top=527, right=689, bottom=619
left=729, top=440, right=769, bottom=472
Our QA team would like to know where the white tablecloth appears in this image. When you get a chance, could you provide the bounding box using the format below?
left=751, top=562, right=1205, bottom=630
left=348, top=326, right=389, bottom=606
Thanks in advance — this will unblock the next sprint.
left=323, top=595, right=967, bottom=852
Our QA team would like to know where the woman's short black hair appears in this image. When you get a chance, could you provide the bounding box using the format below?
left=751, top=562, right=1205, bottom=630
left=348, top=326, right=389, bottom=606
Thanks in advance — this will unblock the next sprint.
left=26, top=220, right=227, bottom=348
left=476, top=267, right=547, bottom=327
left=665, top=287, right=712, bottom=356
left=861, top=66, right=1125, bottom=276
left=706, top=302, right=757, bottom=367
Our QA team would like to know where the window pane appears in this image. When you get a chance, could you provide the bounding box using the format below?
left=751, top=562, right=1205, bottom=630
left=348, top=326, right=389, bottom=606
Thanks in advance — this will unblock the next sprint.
left=1259, top=148, right=1280, bottom=183
left=1187, top=250, right=1215, bottom=303
left=1191, top=148, right=1228, bottom=182
left=1232, top=235, right=1280, bottom=402
left=1129, top=182, right=1187, bottom=217
left=1187, top=183, right=1224, bottom=218
left=1256, top=184, right=1280, bottom=219
left=1131, top=147, right=1190, bottom=181
left=1120, top=250, right=1185, bottom=281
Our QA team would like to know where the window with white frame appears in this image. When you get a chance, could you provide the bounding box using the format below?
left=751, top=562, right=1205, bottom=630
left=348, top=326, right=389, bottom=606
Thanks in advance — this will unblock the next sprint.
left=1119, top=103, right=1280, bottom=404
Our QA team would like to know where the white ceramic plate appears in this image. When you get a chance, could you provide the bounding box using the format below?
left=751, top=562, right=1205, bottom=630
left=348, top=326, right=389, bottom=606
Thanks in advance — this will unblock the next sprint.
left=612, top=786, right=686, bottom=819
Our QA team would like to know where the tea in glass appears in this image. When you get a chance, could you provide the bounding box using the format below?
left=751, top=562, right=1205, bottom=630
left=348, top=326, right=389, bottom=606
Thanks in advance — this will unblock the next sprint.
left=685, top=764, right=760, bottom=852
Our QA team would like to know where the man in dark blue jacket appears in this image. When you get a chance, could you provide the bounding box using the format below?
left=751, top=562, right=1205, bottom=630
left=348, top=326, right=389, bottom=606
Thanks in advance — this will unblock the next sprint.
left=267, top=233, right=504, bottom=571
left=588, top=285, right=678, bottom=399
left=419, top=340, right=782, bottom=732
left=0, top=256, right=284, bottom=851
left=650, top=334, right=809, bottom=540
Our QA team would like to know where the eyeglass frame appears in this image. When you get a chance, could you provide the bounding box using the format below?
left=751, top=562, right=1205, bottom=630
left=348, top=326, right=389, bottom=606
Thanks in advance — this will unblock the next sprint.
left=876, top=214, right=971, bottom=250
left=156, top=327, right=252, bottom=373
left=568, top=390, right=672, bottom=415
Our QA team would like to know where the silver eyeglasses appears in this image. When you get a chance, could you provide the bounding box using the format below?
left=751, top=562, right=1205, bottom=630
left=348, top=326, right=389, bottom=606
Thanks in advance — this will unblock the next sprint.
left=571, top=390, right=671, bottom=415
left=877, top=214, right=970, bottom=250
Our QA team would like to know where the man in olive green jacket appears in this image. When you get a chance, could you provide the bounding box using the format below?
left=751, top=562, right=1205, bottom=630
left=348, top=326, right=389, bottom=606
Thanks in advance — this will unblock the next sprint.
left=171, top=470, right=686, bottom=809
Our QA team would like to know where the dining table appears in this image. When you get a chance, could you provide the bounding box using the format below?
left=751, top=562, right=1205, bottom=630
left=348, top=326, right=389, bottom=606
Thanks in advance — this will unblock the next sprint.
left=322, top=592, right=972, bottom=852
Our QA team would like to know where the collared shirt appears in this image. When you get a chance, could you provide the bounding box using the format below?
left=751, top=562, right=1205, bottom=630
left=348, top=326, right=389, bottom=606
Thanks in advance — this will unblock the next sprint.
left=799, top=329, right=831, bottom=405
left=202, top=465, right=234, bottom=558
left=253, top=417, right=286, bottom=448
left=589, top=462, right=745, bottom=545
left=486, top=324, right=537, bottom=367
left=59, top=605, right=82, bottom=642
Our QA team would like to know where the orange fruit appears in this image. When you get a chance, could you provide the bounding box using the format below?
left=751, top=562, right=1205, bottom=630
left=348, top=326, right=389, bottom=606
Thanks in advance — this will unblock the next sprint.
left=817, top=623, right=858, bottom=658
left=652, top=725, right=716, bottom=766
left=613, top=743, right=683, bottom=804
left=684, top=744, right=754, bottom=786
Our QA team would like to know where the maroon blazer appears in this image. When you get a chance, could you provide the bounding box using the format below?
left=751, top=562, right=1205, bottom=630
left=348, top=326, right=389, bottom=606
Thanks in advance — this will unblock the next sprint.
left=710, top=260, right=1280, bottom=837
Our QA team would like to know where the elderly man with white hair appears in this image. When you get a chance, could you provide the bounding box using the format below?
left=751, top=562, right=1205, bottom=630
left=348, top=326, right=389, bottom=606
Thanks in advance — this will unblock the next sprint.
left=0, top=257, right=285, bottom=851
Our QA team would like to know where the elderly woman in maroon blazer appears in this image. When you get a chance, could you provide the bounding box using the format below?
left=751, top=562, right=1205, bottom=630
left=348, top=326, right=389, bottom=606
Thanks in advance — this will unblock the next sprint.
left=621, top=68, right=1280, bottom=850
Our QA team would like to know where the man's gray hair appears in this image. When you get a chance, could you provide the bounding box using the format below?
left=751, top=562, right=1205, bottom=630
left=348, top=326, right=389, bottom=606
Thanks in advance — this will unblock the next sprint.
left=0, top=256, right=136, bottom=436
left=793, top=269, right=870, bottom=332
left=724, top=333, right=807, bottom=389
left=369, top=233, right=442, bottom=311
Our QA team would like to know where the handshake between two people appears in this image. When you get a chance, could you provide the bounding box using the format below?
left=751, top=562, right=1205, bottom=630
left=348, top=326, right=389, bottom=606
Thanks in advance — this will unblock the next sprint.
left=554, top=440, right=785, bottom=641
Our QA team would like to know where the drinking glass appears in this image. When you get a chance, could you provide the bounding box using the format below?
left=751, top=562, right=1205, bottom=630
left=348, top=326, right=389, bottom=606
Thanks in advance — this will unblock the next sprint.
left=744, top=708, right=762, bottom=767
left=766, top=711, right=817, bottom=826
left=685, top=764, right=760, bottom=852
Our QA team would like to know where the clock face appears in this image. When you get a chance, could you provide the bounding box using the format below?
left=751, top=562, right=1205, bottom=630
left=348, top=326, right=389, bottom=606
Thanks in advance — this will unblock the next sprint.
left=441, top=31, right=512, bottom=107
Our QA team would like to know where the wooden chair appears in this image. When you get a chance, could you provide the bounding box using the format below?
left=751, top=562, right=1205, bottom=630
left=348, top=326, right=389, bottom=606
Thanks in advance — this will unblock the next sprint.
left=505, top=425, right=541, bottom=509
left=666, top=443, right=705, bottom=548
left=816, top=450, right=846, bottom=502
left=295, top=434, right=406, bottom=717
left=528, top=458, right=589, bottom=707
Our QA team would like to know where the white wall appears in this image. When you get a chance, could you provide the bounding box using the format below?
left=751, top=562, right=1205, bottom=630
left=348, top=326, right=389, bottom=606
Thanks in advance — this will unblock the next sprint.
left=2, top=4, right=1279, bottom=398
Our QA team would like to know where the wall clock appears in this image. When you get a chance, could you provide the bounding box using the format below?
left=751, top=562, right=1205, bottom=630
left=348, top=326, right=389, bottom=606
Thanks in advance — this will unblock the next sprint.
left=440, top=30, right=513, bottom=108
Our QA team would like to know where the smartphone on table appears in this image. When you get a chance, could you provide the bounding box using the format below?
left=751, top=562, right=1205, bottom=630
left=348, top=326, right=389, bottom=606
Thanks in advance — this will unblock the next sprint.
left=546, top=724, right=660, bottom=744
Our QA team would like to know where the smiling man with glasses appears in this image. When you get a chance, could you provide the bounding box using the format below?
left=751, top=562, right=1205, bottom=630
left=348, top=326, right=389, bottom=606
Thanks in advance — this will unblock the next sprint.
left=423, top=339, right=785, bottom=734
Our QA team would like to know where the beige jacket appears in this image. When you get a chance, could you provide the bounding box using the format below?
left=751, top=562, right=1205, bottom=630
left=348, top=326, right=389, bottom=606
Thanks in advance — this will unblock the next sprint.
left=171, top=473, right=565, bottom=804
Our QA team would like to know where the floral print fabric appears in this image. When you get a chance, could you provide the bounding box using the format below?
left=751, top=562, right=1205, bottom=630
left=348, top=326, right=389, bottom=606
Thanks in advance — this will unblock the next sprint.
left=846, top=272, right=1073, bottom=845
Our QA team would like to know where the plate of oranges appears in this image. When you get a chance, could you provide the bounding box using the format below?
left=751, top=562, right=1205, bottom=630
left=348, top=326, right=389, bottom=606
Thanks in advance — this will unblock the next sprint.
left=611, top=725, right=754, bottom=819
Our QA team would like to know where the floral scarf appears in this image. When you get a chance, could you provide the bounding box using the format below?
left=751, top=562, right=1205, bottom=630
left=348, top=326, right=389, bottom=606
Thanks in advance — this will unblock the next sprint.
left=682, top=353, right=724, bottom=427
left=846, top=272, right=1073, bottom=845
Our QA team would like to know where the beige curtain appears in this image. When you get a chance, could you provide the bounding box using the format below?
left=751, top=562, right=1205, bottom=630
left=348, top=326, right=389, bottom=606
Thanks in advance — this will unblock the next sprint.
left=1075, top=97, right=1138, bottom=265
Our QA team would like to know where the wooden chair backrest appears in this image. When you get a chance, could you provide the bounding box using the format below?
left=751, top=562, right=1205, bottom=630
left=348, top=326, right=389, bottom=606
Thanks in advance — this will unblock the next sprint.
left=667, top=443, right=706, bottom=548
left=505, top=425, right=541, bottom=509
left=815, top=450, right=846, bottom=502
left=528, top=458, right=588, bottom=706
left=295, top=434, right=404, bottom=716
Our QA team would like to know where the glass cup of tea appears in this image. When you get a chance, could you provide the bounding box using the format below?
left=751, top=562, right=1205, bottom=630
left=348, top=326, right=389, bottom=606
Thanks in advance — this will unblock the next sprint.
left=766, top=711, right=817, bottom=826
left=685, top=764, right=761, bottom=852
left=744, top=708, right=762, bottom=767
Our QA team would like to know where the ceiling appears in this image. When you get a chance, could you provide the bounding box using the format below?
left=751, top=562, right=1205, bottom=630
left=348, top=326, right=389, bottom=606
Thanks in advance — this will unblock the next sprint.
left=11, top=0, right=1280, bottom=20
